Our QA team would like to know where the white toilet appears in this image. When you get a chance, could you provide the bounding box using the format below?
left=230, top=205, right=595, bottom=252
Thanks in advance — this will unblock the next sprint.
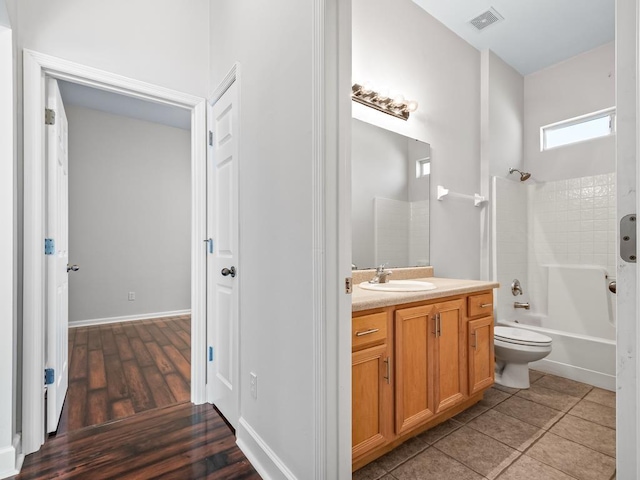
left=494, top=326, right=552, bottom=389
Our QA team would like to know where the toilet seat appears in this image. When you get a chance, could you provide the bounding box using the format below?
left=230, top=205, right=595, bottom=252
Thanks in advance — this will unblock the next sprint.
left=494, top=326, right=552, bottom=347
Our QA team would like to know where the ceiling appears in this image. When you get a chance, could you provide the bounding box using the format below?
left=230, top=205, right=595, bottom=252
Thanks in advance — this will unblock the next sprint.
left=411, top=0, right=615, bottom=75
left=58, top=80, right=191, bottom=130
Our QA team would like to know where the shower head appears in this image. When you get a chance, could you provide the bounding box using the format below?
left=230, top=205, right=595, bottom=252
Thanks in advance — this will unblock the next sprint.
left=509, top=168, right=531, bottom=182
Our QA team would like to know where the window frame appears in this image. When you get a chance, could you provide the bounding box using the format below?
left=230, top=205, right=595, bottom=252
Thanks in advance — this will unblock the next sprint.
left=540, top=107, right=616, bottom=152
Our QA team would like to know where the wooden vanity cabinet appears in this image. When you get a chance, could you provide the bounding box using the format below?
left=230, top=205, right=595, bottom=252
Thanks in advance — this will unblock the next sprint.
left=467, top=293, right=495, bottom=394
left=394, top=299, right=466, bottom=435
left=352, top=289, right=495, bottom=470
left=352, top=311, right=393, bottom=460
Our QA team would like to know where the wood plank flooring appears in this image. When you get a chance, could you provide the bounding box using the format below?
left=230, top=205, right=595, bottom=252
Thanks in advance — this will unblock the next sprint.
left=57, top=316, right=192, bottom=434
left=13, top=402, right=261, bottom=480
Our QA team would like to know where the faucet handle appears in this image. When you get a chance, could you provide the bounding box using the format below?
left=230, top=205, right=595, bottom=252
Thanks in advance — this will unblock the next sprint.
left=376, top=263, right=387, bottom=273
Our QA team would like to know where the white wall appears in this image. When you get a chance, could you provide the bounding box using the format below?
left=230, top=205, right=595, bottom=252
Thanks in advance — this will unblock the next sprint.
left=66, top=105, right=190, bottom=324
left=524, top=42, right=615, bottom=181
left=353, top=0, right=481, bottom=279
left=210, top=2, right=322, bottom=478
left=18, top=0, right=210, bottom=97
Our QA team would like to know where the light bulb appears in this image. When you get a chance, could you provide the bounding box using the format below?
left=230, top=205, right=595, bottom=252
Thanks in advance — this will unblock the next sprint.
left=392, top=94, right=405, bottom=105
left=362, top=81, right=373, bottom=94
left=377, top=87, right=389, bottom=100
left=407, top=100, right=419, bottom=112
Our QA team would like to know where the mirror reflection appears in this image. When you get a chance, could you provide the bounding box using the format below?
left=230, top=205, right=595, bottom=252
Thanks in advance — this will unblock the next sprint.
left=351, top=118, right=430, bottom=269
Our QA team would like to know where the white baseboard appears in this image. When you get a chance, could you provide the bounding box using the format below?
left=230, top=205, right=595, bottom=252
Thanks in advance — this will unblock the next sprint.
left=236, top=417, right=297, bottom=480
left=69, top=309, right=191, bottom=328
left=530, top=358, right=616, bottom=391
left=0, top=434, right=21, bottom=480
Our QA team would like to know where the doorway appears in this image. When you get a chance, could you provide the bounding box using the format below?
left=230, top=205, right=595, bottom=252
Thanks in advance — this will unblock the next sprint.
left=22, top=50, right=208, bottom=455
left=46, top=78, right=193, bottom=434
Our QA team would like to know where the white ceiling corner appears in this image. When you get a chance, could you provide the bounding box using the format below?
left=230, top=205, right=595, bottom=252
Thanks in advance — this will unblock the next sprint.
left=411, top=0, right=614, bottom=75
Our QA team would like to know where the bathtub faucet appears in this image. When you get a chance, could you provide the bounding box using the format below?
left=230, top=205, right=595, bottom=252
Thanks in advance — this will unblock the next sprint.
left=513, top=301, right=530, bottom=310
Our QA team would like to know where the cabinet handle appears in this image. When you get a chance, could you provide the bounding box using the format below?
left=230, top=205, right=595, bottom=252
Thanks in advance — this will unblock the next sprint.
left=471, top=331, right=478, bottom=350
left=436, top=313, right=441, bottom=337
left=384, top=357, right=391, bottom=384
left=480, top=303, right=492, bottom=308
left=355, top=328, right=379, bottom=337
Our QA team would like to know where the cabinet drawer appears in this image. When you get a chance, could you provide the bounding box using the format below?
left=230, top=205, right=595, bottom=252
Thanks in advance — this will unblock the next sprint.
left=352, top=312, right=387, bottom=350
left=467, top=292, right=493, bottom=318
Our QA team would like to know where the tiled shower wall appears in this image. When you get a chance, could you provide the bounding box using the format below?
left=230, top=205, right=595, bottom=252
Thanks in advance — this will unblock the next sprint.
left=494, top=173, right=616, bottom=319
left=528, top=173, right=617, bottom=314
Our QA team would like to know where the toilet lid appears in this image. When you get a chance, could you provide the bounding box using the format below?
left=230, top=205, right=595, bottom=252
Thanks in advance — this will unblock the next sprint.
left=495, top=326, right=552, bottom=346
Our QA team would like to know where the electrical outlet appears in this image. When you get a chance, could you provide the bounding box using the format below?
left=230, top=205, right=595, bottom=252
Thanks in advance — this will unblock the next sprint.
left=250, top=372, right=257, bottom=399
left=128, top=292, right=135, bottom=301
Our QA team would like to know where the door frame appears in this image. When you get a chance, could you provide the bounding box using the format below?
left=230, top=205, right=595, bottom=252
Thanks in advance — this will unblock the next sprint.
left=22, top=49, right=208, bottom=455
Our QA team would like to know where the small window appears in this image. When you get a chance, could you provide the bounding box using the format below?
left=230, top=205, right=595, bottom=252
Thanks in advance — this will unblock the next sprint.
left=416, top=158, right=430, bottom=178
left=541, top=108, right=616, bottom=151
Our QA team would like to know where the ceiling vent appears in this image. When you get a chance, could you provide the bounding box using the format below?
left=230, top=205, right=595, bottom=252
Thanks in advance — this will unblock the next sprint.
left=469, top=7, right=504, bottom=31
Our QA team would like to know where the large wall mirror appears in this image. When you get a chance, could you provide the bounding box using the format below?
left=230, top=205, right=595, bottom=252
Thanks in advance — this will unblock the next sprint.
left=352, top=118, right=431, bottom=269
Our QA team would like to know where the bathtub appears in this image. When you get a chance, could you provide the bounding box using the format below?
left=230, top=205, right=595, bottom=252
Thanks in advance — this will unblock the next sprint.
left=498, top=314, right=615, bottom=391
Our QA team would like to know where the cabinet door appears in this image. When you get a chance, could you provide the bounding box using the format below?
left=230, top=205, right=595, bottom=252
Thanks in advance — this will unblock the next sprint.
left=434, top=299, right=467, bottom=412
left=352, top=344, right=392, bottom=459
left=469, top=316, right=495, bottom=394
left=394, top=305, right=436, bottom=435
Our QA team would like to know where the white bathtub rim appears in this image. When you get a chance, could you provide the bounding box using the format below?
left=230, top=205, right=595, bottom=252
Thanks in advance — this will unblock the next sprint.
left=498, top=319, right=615, bottom=345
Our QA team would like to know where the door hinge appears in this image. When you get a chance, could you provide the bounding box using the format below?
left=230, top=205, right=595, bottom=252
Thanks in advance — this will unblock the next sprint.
left=45, top=108, right=56, bottom=125
left=345, top=277, right=353, bottom=294
left=209, top=346, right=214, bottom=362
left=44, top=238, right=55, bottom=255
left=44, top=368, right=55, bottom=385
left=620, top=214, right=637, bottom=263
left=208, top=130, right=213, bottom=146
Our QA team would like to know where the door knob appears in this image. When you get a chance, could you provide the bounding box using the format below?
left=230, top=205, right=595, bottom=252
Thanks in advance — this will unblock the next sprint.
left=609, top=281, right=616, bottom=294
left=67, top=264, right=80, bottom=273
left=221, top=266, right=236, bottom=278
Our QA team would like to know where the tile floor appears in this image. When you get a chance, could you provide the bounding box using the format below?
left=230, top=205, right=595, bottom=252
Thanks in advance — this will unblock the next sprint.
left=353, top=371, right=616, bottom=480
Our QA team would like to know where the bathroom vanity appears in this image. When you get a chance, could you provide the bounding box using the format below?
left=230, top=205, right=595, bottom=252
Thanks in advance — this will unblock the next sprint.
left=351, top=268, right=498, bottom=470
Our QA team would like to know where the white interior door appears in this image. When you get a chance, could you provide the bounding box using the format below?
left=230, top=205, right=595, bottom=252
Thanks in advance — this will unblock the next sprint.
left=45, top=77, right=69, bottom=433
left=206, top=81, right=239, bottom=428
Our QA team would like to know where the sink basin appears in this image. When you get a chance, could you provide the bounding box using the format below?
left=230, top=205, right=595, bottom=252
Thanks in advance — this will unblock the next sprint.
left=359, top=280, right=437, bottom=292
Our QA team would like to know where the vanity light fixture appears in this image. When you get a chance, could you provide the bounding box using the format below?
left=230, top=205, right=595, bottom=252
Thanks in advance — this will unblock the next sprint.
left=351, top=83, right=418, bottom=121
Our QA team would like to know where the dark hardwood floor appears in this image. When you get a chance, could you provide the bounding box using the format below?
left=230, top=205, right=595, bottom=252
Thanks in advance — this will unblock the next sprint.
left=14, top=402, right=261, bottom=479
left=58, top=315, right=192, bottom=434
left=13, top=316, right=260, bottom=479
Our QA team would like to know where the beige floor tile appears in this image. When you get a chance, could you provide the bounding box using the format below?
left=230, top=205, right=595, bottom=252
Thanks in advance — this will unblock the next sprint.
left=569, top=399, right=616, bottom=429
left=529, top=370, right=544, bottom=383
left=493, top=396, right=564, bottom=429
left=434, top=426, right=519, bottom=479
left=532, top=373, right=593, bottom=398
left=391, top=447, right=484, bottom=480
left=496, top=454, right=576, bottom=480
left=353, top=459, right=388, bottom=480
left=453, top=403, right=489, bottom=424
left=480, top=388, right=512, bottom=408
left=527, top=432, right=616, bottom=480
left=584, top=387, right=616, bottom=409
left=493, top=383, right=520, bottom=395
left=375, top=437, right=428, bottom=472
left=380, top=475, right=396, bottom=480
left=516, top=384, right=581, bottom=412
left=418, top=418, right=462, bottom=445
left=550, top=414, right=615, bottom=457
left=468, top=409, right=544, bottom=451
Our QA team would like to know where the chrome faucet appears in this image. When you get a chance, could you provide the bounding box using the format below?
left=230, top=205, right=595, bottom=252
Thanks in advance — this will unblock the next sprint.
left=369, top=264, right=393, bottom=284
left=513, top=301, right=530, bottom=310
